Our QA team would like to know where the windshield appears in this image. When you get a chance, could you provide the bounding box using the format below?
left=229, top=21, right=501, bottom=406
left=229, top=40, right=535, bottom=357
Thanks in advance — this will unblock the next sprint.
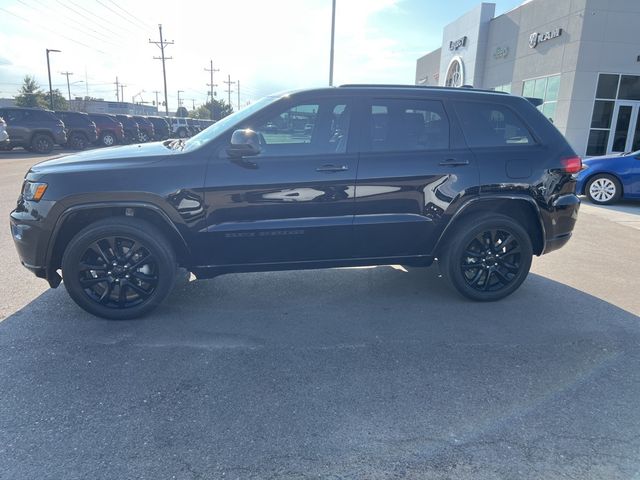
left=182, top=95, right=280, bottom=152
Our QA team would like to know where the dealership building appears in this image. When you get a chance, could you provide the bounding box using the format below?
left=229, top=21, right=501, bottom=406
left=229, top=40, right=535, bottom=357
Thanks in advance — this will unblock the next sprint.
left=415, top=0, right=640, bottom=156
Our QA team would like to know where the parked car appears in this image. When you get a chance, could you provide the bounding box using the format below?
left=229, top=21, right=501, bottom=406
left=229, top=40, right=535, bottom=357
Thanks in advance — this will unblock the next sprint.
left=168, top=117, right=190, bottom=138
left=55, top=111, right=98, bottom=150
left=186, top=118, right=200, bottom=134
left=0, top=107, right=66, bottom=154
left=132, top=116, right=155, bottom=143
left=10, top=85, right=581, bottom=319
left=576, top=151, right=640, bottom=204
left=146, top=116, right=171, bottom=140
left=115, top=115, right=140, bottom=144
left=0, top=116, right=9, bottom=147
left=88, top=113, right=125, bottom=147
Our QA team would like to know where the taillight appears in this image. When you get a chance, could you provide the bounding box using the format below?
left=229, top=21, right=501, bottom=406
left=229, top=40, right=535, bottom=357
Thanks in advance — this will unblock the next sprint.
left=561, top=156, right=582, bottom=174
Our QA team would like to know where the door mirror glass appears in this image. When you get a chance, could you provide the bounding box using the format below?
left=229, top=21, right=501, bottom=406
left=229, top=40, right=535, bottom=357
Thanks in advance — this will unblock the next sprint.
left=227, top=129, right=261, bottom=158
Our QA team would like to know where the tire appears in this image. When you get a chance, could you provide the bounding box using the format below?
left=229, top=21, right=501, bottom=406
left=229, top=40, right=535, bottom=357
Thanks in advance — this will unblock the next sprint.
left=31, top=133, right=54, bottom=154
left=585, top=174, right=622, bottom=205
left=61, top=217, right=177, bottom=320
left=69, top=132, right=88, bottom=150
left=100, top=131, right=116, bottom=147
left=440, top=214, right=533, bottom=302
left=139, top=131, right=149, bottom=143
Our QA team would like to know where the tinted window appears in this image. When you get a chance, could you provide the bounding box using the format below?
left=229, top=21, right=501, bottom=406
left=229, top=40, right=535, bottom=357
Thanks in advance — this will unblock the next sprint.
left=252, top=99, right=351, bottom=155
left=591, top=101, right=614, bottom=129
left=455, top=102, right=534, bottom=147
left=23, top=110, right=56, bottom=122
left=618, top=75, right=640, bottom=101
left=3, top=110, right=24, bottom=123
left=596, top=74, right=619, bottom=99
left=366, top=99, right=449, bottom=152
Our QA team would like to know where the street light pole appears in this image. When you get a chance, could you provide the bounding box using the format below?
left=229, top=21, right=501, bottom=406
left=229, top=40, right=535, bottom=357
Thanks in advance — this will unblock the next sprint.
left=46, top=48, right=61, bottom=110
left=329, top=0, right=336, bottom=86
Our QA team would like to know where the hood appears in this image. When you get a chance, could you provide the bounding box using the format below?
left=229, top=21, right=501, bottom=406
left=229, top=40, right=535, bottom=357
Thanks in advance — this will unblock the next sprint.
left=31, top=141, right=177, bottom=174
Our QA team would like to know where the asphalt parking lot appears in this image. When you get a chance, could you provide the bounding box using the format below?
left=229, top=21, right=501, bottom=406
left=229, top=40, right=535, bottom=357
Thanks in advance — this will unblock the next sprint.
left=1, top=151, right=639, bottom=479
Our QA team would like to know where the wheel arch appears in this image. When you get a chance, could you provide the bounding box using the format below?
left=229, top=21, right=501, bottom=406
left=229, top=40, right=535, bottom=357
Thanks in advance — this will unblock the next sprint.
left=46, top=202, right=191, bottom=286
left=435, top=196, right=545, bottom=256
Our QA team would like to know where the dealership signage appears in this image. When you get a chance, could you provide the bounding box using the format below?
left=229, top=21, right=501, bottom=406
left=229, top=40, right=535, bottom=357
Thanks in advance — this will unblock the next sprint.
left=493, top=46, right=509, bottom=59
left=449, top=36, right=467, bottom=51
left=529, top=28, right=562, bottom=48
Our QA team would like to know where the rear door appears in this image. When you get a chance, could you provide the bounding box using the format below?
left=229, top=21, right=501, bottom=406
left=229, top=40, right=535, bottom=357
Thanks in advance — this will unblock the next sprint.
left=2, top=109, right=28, bottom=145
left=353, top=96, right=478, bottom=258
left=200, top=95, right=358, bottom=266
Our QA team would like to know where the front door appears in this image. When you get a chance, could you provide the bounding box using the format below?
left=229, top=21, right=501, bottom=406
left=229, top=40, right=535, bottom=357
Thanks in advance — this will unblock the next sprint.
left=608, top=101, right=640, bottom=154
left=201, top=96, right=357, bottom=266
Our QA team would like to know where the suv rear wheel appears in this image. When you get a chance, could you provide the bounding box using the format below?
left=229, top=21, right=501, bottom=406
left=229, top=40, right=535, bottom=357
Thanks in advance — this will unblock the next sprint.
left=440, top=214, right=533, bottom=301
left=100, top=131, right=116, bottom=147
left=61, top=217, right=177, bottom=319
left=31, top=133, right=54, bottom=154
left=68, top=132, right=88, bottom=150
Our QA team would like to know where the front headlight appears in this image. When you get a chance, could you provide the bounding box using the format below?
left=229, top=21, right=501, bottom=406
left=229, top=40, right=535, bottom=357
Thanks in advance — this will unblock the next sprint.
left=22, top=181, right=48, bottom=202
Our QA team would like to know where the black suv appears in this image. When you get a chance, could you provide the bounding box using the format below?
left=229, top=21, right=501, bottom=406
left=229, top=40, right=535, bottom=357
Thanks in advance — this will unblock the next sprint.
left=132, top=115, right=155, bottom=142
left=55, top=111, right=98, bottom=150
left=114, top=114, right=140, bottom=144
left=146, top=116, right=171, bottom=140
left=10, top=86, right=581, bottom=319
left=0, top=107, right=67, bottom=154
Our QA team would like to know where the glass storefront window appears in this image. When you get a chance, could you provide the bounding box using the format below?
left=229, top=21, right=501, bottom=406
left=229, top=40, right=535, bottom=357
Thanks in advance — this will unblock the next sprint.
left=493, top=83, right=511, bottom=93
left=522, top=74, right=560, bottom=122
left=590, top=100, right=614, bottom=129
left=618, top=75, right=640, bottom=101
left=586, top=130, right=609, bottom=156
left=596, top=74, right=619, bottom=99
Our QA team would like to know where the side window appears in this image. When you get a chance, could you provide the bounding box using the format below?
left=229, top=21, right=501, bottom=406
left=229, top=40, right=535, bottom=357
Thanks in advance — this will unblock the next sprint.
left=253, top=99, right=351, bottom=155
left=5, top=110, right=24, bottom=123
left=366, top=99, right=450, bottom=152
left=455, top=102, right=534, bottom=147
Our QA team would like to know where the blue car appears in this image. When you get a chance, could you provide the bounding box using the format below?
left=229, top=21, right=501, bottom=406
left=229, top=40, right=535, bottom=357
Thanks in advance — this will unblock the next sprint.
left=576, top=151, right=640, bottom=204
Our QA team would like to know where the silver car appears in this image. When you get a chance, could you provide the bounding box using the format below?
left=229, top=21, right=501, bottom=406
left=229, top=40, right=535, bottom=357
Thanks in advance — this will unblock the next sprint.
left=0, top=117, right=9, bottom=145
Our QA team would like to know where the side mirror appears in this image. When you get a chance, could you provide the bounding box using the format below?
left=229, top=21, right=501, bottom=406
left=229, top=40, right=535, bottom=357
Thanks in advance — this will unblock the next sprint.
left=226, top=129, right=261, bottom=158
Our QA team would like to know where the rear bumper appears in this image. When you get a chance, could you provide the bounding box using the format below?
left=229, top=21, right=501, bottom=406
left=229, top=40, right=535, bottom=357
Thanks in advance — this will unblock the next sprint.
left=542, top=193, right=580, bottom=254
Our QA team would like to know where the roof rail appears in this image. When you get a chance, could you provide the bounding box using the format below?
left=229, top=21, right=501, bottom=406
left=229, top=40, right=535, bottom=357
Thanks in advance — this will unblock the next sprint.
left=338, top=84, right=508, bottom=95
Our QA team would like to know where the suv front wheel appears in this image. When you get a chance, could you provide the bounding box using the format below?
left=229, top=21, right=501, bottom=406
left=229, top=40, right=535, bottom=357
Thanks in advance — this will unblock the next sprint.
left=440, top=214, right=533, bottom=302
left=31, top=133, right=54, bottom=154
left=61, top=217, right=177, bottom=319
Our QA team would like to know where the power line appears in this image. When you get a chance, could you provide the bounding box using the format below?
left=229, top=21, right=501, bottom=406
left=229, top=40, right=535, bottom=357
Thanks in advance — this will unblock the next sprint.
left=54, top=0, right=132, bottom=47
left=106, top=0, right=154, bottom=30
left=149, top=24, right=173, bottom=116
left=0, top=6, right=107, bottom=54
left=95, top=0, right=146, bottom=32
left=65, top=0, right=139, bottom=37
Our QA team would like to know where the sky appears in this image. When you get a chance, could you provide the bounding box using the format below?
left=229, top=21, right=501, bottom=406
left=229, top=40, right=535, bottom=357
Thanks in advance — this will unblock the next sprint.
left=0, top=0, right=524, bottom=112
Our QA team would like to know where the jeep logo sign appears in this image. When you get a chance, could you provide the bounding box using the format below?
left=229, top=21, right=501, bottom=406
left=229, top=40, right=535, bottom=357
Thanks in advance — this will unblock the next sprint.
left=529, top=28, right=562, bottom=48
left=449, top=36, right=467, bottom=51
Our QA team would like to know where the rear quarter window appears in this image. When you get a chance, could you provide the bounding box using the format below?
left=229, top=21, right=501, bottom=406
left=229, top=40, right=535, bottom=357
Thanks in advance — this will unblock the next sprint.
left=455, top=101, right=535, bottom=147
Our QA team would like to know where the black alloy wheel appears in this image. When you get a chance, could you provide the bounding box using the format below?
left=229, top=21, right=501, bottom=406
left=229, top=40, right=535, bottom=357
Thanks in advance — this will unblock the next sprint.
left=31, top=133, right=54, bottom=154
left=440, top=214, right=533, bottom=301
left=77, top=236, right=159, bottom=309
left=62, top=217, right=176, bottom=319
left=69, top=132, right=88, bottom=150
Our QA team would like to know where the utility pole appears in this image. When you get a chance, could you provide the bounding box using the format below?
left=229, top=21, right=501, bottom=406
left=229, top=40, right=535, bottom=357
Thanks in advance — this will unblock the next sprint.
left=152, top=90, right=160, bottom=110
left=237, top=80, right=240, bottom=111
left=177, top=90, right=184, bottom=108
left=190, top=98, right=196, bottom=110
left=329, top=0, right=336, bottom=86
left=205, top=59, right=219, bottom=120
left=120, top=84, right=126, bottom=104
left=115, top=76, right=120, bottom=102
left=46, top=48, right=61, bottom=110
left=149, top=24, right=174, bottom=116
left=60, top=71, right=73, bottom=102
left=224, top=74, right=236, bottom=110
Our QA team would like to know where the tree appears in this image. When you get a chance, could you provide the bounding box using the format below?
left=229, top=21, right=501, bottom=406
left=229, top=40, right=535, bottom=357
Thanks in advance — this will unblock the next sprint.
left=190, top=99, right=233, bottom=121
left=43, top=89, right=69, bottom=111
left=15, top=75, right=44, bottom=108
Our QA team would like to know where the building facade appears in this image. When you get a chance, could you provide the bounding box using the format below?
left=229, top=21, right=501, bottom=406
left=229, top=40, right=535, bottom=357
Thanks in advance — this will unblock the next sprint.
left=415, top=0, right=640, bottom=156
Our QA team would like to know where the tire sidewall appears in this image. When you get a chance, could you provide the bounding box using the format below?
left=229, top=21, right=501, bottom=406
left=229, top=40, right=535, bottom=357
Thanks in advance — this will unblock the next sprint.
left=32, top=134, right=54, bottom=154
left=443, top=214, right=533, bottom=302
left=70, top=133, right=87, bottom=150
left=101, top=132, right=115, bottom=147
left=586, top=174, right=622, bottom=205
left=61, top=218, right=176, bottom=320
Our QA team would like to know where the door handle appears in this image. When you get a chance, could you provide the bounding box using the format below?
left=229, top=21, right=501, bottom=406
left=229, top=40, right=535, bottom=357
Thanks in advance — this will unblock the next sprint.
left=439, top=158, right=469, bottom=166
left=316, top=164, right=348, bottom=172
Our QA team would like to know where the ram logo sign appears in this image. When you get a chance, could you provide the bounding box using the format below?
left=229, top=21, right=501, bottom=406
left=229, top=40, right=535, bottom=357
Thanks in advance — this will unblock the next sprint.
left=529, top=28, right=562, bottom=48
